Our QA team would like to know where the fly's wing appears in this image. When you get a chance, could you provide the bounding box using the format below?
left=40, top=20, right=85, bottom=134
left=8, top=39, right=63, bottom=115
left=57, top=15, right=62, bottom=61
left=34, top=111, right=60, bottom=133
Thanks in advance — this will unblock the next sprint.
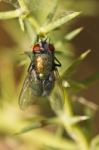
left=54, top=69, right=65, bottom=105
left=49, top=68, right=64, bottom=112
left=19, top=74, right=36, bottom=110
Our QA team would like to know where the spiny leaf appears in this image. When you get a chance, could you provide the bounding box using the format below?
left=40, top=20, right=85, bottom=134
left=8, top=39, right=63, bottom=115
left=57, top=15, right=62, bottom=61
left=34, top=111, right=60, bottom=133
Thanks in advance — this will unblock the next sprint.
left=66, top=79, right=86, bottom=91
left=25, top=21, right=38, bottom=44
left=58, top=114, right=89, bottom=126
left=39, top=12, right=81, bottom=34
left=62, top=49, right=91, bottom=79
left=43, top=0, right=59, bottom=26
left=69, top=116, right=89, bottom=125
left=67, top=72, right=99, bottom=92
left=80, top=72, right=99, bottom=86
left=0, top=9, right=22, bottom=20
left=19, top=17, right=25, bottom=31
left=65, top=27, right=84, bottom=41
left=72, top=96, right=98, bottom=113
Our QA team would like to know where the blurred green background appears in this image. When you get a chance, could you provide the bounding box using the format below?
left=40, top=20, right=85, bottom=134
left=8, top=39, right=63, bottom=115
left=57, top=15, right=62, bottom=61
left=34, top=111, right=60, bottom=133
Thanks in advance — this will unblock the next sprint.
left=0, top=0, right=99, bottom=149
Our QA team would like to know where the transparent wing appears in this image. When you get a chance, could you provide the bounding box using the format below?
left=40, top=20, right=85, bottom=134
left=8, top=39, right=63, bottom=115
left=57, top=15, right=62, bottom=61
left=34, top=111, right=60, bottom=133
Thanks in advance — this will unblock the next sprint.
left=19, top=74, right=36, bottom=110
left=54, top=69, right=65, bottom=102
left=49, top=68, right=64, bottom=112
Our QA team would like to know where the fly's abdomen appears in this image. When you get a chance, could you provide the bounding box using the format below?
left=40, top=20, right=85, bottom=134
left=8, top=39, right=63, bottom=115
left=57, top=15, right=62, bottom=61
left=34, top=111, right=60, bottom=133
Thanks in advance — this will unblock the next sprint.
left=42, top=71, right=55, bottom=96
left=30, top=66, right=55, bottom=96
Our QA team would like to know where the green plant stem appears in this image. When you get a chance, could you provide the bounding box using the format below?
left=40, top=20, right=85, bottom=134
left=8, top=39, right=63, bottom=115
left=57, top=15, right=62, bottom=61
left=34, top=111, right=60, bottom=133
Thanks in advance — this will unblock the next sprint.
left=0, top=9, right=22, bottom=20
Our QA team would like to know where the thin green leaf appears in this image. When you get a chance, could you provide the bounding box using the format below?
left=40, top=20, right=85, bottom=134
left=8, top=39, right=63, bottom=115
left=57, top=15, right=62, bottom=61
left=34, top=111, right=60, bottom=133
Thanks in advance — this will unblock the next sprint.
left=69, top=116, right=89, bottom=125
left=59, top=114, right=89, bottom=126
left=65, top=27, right=84, bottom=41
left=62, top=49, right=91, bottom=79
left=19, top=17, right=25, bottom=31
left=15, top=122, right=43, bottom=135
left=81, top=72, right=99, bottom=86
left=72, top=96, right=98, bottom=114
left=25, top=21, right=38, bottom=44
left=66, top=79, right=86, bottom=91
left=0, top=9, right=22, bottom=20
left=67, top=72, right=99, bottom=92
left=39, top=12, right=81, bottom=34
left=43, top=0, right=59, bottom=26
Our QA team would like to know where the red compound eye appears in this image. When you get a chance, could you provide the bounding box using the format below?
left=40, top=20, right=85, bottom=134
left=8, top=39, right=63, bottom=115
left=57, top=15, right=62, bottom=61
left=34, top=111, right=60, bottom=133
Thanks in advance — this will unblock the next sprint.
left=48, top=44, right=55, bottom=51
left=32, top=44, right=41, bottom=52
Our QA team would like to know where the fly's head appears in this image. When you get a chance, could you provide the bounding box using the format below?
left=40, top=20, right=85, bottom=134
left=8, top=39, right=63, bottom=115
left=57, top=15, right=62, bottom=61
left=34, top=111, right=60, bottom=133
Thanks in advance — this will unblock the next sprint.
left=32, top=40, right=55, bottom=54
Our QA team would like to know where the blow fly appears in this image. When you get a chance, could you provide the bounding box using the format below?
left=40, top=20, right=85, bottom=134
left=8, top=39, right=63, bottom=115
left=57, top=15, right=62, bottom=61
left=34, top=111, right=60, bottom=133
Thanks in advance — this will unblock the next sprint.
left=19, top=38, right=61, bottom=109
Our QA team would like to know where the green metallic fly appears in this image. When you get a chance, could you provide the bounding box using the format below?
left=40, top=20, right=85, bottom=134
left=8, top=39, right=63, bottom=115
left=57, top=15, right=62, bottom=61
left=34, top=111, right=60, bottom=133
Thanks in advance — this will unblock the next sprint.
left=19, top=38, right=61, bottom=109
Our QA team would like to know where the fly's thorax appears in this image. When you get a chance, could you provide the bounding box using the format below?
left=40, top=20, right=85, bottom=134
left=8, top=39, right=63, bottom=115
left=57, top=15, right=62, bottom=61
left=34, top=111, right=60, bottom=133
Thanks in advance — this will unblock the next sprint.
left=34, top=53, right=54, bottom=78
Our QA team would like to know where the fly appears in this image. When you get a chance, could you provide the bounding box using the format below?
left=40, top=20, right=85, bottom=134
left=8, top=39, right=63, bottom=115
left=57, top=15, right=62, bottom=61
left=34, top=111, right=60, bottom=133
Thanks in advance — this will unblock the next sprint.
left=19, top=38, right=61, bottom=109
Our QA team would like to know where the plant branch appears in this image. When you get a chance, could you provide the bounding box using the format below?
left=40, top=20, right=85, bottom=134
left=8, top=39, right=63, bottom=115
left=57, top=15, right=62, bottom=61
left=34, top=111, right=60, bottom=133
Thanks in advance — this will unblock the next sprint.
left=0, top=9, right=22, bottom=20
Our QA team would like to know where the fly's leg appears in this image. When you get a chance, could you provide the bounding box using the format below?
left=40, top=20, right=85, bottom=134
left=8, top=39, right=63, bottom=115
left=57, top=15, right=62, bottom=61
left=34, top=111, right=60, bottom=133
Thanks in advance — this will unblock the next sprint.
left=54, top=56, right=61, bottom=67
left=53, top=56, right=61, bottom=70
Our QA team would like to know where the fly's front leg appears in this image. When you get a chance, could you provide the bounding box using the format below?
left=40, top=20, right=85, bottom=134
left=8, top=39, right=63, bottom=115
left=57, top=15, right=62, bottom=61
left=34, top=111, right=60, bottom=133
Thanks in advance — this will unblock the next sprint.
left=54, top=56, right=61, bottom=67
